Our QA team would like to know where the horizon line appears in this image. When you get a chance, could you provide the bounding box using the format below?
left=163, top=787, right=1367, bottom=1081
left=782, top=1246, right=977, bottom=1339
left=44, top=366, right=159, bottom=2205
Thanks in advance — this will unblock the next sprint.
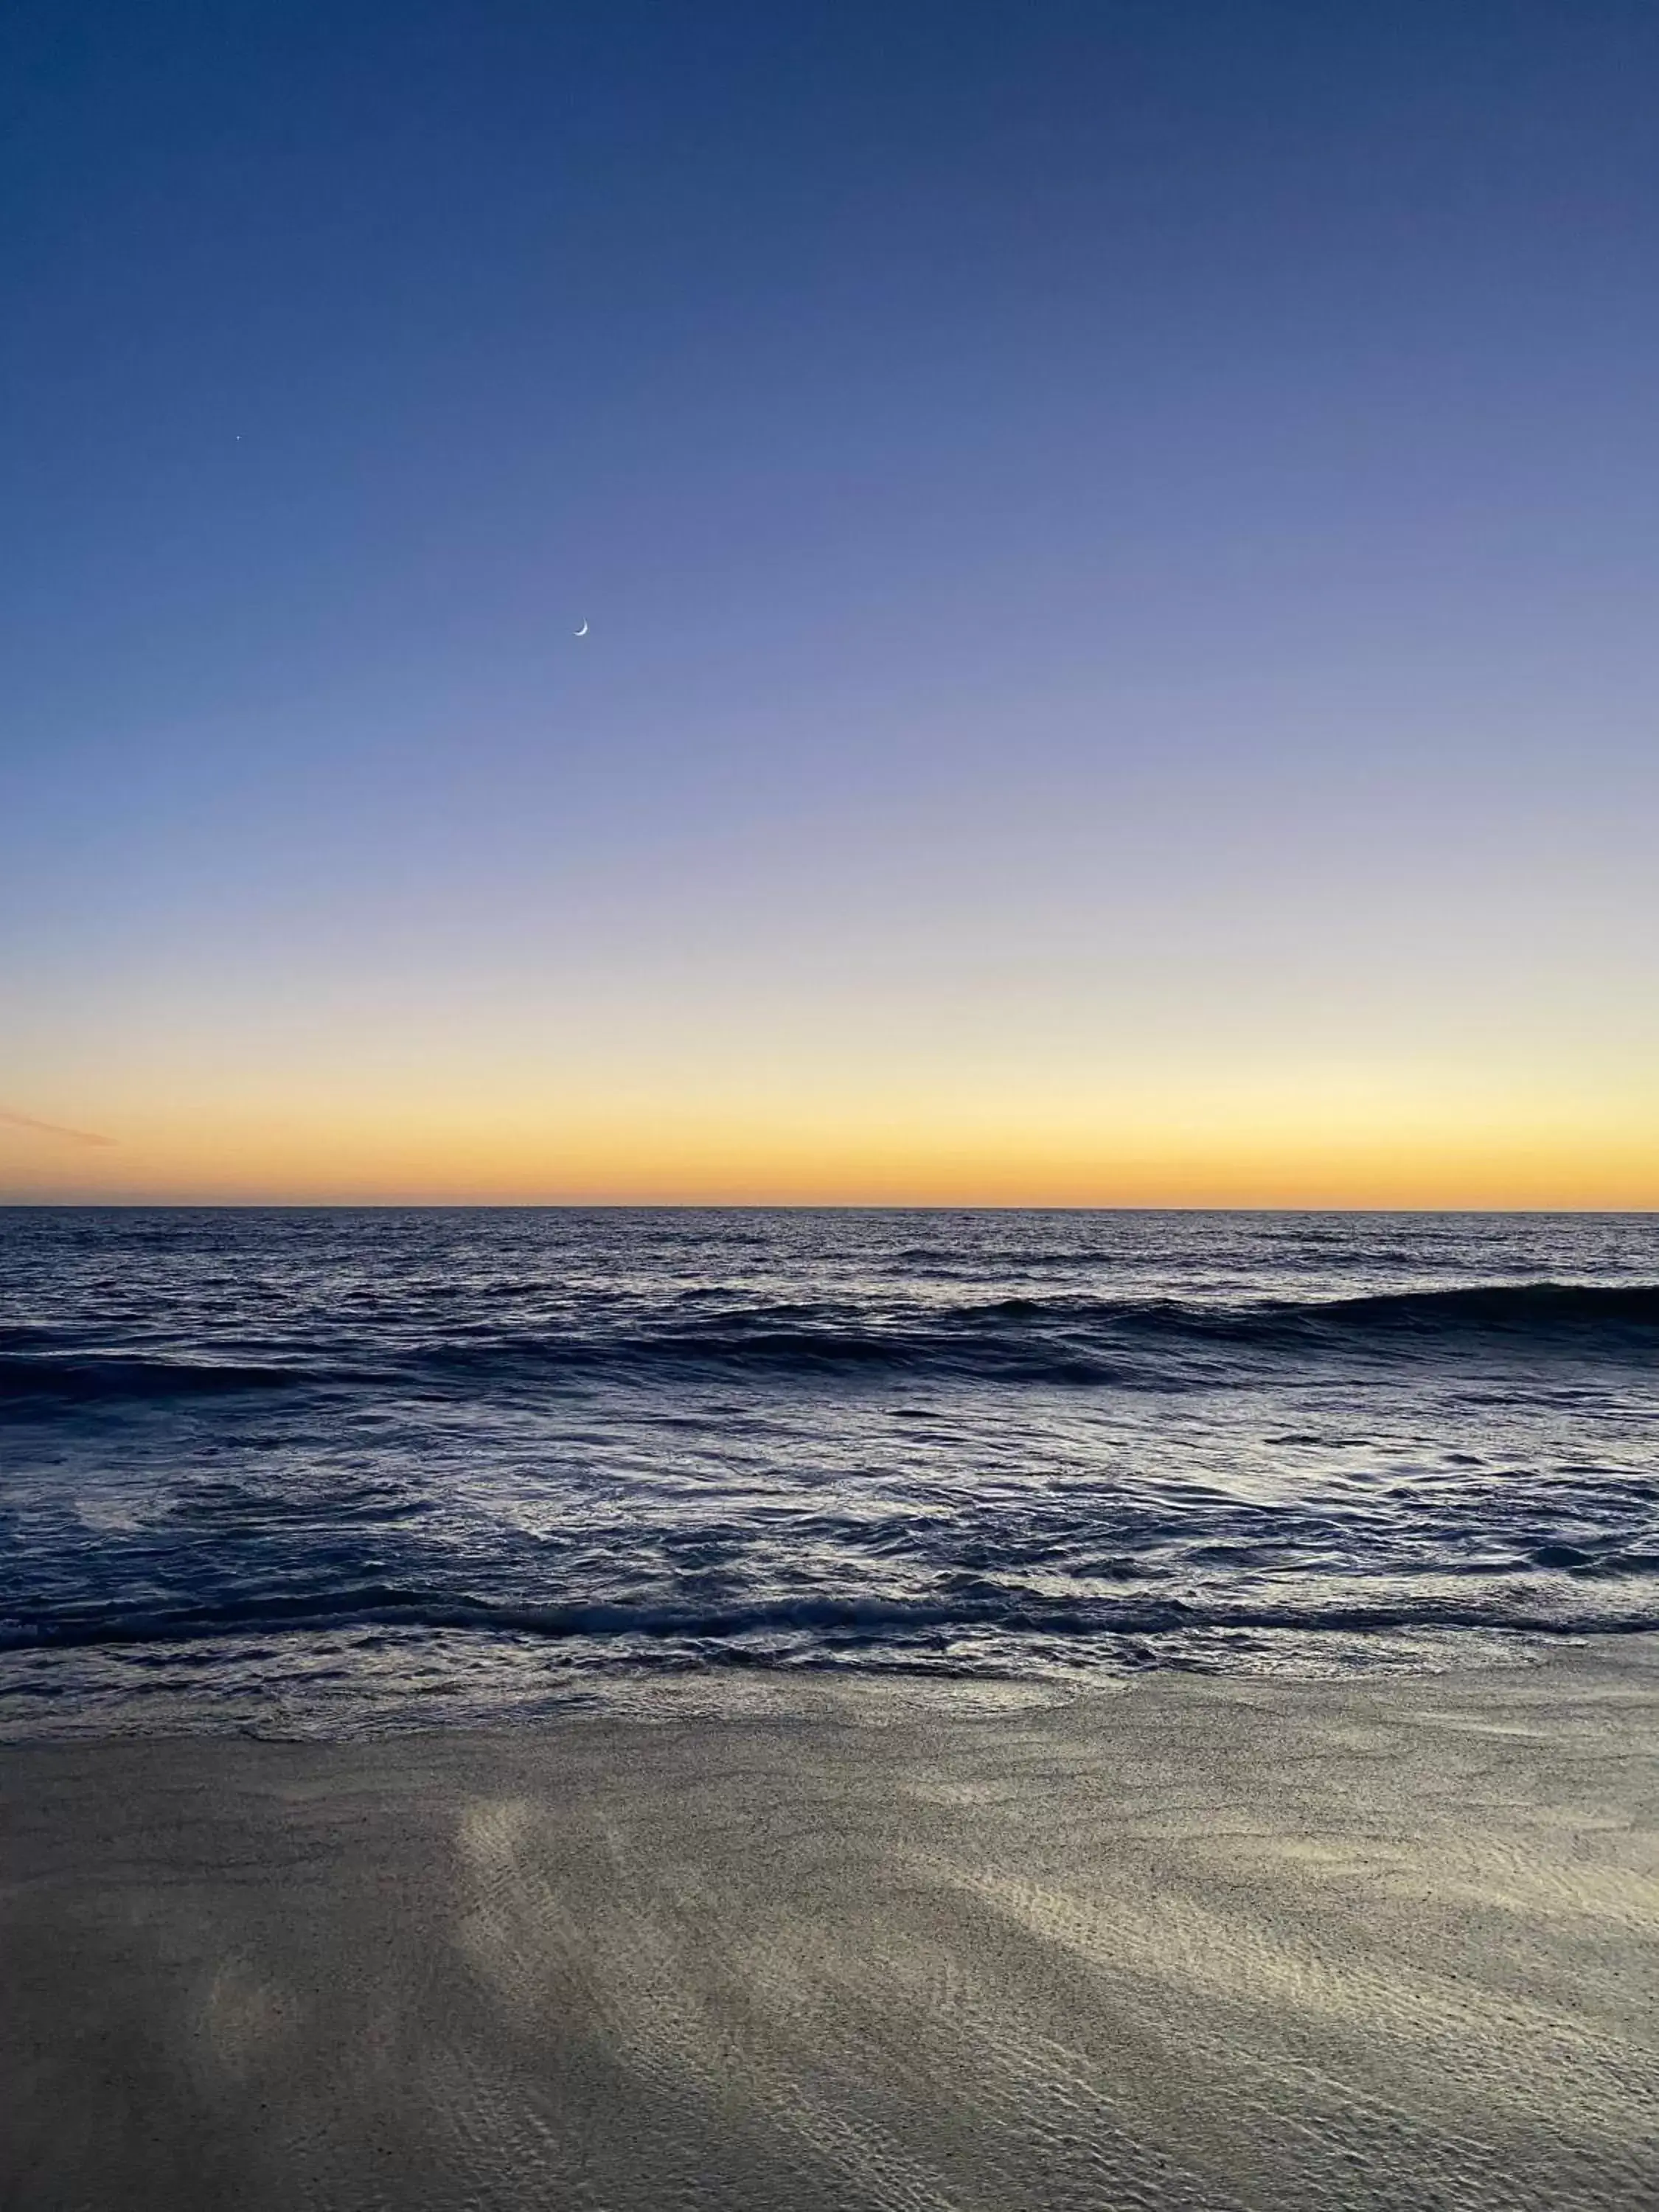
left=2, top=1200, right=1656, bottom=1217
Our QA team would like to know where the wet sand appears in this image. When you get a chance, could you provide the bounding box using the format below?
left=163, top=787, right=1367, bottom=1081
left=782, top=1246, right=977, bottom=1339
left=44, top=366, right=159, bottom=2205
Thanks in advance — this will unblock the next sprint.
left=4, top=1644, right=1657, bottom=2211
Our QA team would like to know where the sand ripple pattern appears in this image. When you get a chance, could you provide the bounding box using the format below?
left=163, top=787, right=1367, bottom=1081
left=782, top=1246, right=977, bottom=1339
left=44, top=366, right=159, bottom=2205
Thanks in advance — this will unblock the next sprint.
left=4, top=1654, right=1655, bottom=2210
left=3, top=1663, right=1659, bottom=2212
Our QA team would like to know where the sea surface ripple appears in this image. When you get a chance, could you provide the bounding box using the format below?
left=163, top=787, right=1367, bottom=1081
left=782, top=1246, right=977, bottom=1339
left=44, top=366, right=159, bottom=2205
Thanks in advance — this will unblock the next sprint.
left=1, top=1208, right=1655, bottom=1733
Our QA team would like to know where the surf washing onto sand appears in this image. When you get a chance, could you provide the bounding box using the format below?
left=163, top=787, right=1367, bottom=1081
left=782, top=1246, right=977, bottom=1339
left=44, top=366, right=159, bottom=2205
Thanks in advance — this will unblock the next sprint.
left=1, top=1208, right=1655, bottom=1735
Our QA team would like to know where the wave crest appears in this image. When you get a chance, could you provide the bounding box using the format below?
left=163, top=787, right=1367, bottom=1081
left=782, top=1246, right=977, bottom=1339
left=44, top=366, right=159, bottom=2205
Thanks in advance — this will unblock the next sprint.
left=4, top=1280, right=1653, bottom=1403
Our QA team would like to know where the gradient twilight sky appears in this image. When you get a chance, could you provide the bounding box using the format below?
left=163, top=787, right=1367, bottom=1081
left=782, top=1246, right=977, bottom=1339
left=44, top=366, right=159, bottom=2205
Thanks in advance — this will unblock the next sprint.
left=3, top=1, right=1657, bottom=1204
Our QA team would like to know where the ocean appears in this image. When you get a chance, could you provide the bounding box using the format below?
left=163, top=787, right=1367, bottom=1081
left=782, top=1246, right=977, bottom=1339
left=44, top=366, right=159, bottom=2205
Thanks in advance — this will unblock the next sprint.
left=1, top=1207, right=1655, bottom=1736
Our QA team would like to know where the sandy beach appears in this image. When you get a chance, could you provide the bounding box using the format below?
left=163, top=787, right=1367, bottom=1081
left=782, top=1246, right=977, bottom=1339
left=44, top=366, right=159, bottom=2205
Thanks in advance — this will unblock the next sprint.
left=4, top=1643, right=1656, bottom=2212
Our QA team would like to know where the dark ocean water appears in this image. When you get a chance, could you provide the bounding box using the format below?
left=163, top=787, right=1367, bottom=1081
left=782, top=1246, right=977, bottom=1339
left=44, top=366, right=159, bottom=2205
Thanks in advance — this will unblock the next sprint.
left=1, top=1208, right=1655, bottom=1735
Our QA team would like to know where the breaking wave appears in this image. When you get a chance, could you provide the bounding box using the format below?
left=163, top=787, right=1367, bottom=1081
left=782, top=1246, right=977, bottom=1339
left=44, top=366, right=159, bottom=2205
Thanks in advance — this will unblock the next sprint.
left=4, top=1279, right=1654, bottom=1406
left=3, top=1208, right=1656, bottom=1731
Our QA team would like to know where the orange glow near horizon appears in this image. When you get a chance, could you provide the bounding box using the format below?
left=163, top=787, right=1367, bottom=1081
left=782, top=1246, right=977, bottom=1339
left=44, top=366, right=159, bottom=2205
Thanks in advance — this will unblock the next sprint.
left=4, top=1091, right=1655, bottom=1209
left=7, top=983, right=1656, bottom=1211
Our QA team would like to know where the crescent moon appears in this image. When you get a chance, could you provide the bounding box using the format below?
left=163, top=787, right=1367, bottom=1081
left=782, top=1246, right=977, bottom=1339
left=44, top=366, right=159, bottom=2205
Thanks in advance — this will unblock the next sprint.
left=574, top=621, right=588, bottom=636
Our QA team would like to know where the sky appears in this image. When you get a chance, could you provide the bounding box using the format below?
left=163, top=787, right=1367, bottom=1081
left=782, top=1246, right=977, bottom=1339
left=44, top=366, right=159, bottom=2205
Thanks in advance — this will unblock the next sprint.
left=3, top=0, right=1656, bottom=1205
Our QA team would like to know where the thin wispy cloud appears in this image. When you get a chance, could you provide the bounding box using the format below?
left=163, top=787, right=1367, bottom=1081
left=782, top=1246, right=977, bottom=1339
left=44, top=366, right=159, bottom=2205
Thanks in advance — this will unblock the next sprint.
left=0, top=1108, right=116, bottom=1148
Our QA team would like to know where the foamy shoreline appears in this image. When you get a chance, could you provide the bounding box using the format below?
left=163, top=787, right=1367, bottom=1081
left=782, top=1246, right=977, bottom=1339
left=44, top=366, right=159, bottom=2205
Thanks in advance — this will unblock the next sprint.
left=5, top=1640, right=1657, bottom=2211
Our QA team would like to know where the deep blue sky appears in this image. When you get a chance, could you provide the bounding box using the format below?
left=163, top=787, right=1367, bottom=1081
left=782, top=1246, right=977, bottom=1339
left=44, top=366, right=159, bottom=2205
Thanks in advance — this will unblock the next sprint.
left=4, top=2, right=1657, bottom=1199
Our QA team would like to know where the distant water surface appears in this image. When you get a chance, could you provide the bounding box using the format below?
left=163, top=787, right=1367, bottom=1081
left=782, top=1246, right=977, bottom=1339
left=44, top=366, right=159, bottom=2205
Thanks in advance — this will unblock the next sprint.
left=1, top=1208, right=1655, bottom=1734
